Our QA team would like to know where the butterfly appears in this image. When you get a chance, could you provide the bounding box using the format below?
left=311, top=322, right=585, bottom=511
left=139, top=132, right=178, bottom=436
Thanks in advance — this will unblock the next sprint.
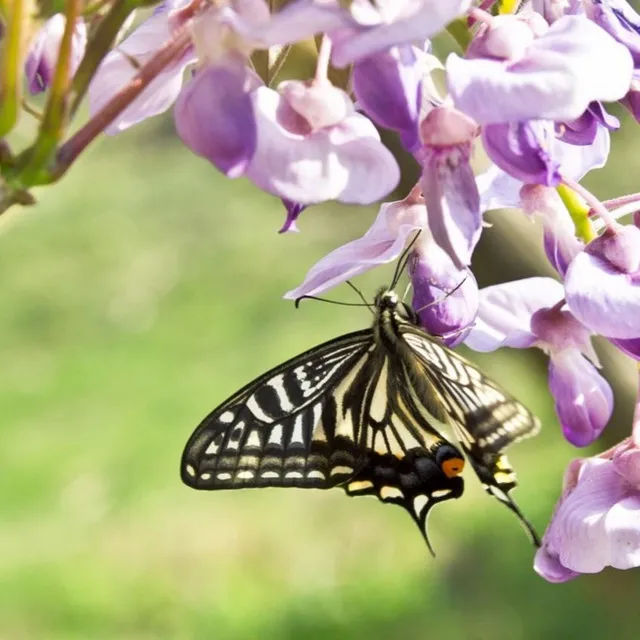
left=181, top=287, right=541, bottom=552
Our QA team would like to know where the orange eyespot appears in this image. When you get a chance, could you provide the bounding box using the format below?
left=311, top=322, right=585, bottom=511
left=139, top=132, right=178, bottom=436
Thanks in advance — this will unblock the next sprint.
left=441, top=457, right=465, bottom=478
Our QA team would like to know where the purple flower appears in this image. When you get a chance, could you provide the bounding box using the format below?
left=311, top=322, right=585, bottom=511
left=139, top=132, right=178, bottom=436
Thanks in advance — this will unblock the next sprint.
left=417, top=106, right=481, bottom=268
left=253, top=0, right=473, bottom=67
left=465, top=277, right=613, bottom=446
left=284, top=191, right=478, bottom=340
left=587, top=0, right=640, bottom=67
left=565, top=225, right=640, bottom=341
left=535, top=437, right=640, bottom=582
left=243, top=81, right=400, bottom=204
left=25, top=14, right=87, bottom=94
left=447, top=16, right=633, bottom=124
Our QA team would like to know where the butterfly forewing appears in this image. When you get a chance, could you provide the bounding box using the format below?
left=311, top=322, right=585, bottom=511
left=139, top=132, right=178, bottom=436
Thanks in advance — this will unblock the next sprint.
left=181, top=330, right=373, bottom=490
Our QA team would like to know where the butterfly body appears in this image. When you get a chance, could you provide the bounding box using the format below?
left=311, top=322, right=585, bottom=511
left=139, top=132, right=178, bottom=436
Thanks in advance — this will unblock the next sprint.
left=182, top=287, right=541, bottom=549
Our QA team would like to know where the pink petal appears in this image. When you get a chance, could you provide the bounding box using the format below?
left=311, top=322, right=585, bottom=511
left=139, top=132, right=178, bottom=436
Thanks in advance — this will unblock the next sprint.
left=464, top=277, right=564, bottom=352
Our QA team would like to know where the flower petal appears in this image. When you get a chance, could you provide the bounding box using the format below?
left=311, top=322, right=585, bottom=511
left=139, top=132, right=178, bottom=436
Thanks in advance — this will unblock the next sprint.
left=175, top=60, right=257, bottom=178
left=352, top=45, right=422, bottom=151
left=548, top=350, right=614, bottom=447
left=409, top=243, right=478, bottom=346
left=284, top=199, right=426, bottom=299
left=246, top=86, right=400, bottom=204
left=565, top=246, right=640, bottom=340
left=447, top=16, right=633, bottom=125
left=533, top=546, right=580, bottom=583
left=465, top=277, right=564, bottom=352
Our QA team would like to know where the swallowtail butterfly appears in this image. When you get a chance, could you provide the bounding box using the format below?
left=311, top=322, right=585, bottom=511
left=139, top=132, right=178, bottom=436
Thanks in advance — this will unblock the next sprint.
left=181, top=287, right=541, bottom=551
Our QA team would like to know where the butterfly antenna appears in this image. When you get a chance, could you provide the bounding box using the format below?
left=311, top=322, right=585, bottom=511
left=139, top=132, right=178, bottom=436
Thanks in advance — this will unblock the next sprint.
left=390, top=230, right=422, bottom=290
left=401, top=281, right=412, bottom=302
left=294, top=295, right=371, bottom=309
left=345, top=280, right=375, bottom=315
left=413, top=274, right=469, bottom=314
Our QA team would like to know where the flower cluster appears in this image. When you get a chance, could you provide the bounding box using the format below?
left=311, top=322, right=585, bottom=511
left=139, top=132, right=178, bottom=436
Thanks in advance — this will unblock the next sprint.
left=4, top=0, right=640, bottom=582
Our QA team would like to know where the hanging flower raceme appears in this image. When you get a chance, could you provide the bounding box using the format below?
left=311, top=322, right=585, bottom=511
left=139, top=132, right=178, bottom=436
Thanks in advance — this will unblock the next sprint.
left=465, top=277, right=614, bottom=447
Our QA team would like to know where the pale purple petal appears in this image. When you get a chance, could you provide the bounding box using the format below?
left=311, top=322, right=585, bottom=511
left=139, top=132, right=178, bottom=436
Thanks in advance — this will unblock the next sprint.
left=591, top=0, right=640, bottom=66
left=409, top=244, right=479, bottom=346
left=89, top=49, right=194, bottom=134
left=476, top=164, right=523, bottom=211
left=465, top=277, right=565, bottom=352
left=284, top=200, right=426, bottom=299
left=533, top=546, right=579, bottom=583
left=613, top=447, right=640, bottom=491
left=548, top=350, right=613, bottom=447
left=555, top=123, right=611, bottom=181
left=175, top=60, right=257, bottom=178
left=246, top=86, right=400, bottom=204
left=482, top=120, right=562, bottom=186
left=447, top=16, right=633, bottom=124
left=331, top=0, right=473, bottom=67
left=545, top=458, right=640, bottom=573
left=565, top=234, right=640, bottom=340
left=352, top=45, right=422, bottom=151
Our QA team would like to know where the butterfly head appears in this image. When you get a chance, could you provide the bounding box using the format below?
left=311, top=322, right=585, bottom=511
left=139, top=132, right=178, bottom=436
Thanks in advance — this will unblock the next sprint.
left=375, top=288, right=417, bottom=323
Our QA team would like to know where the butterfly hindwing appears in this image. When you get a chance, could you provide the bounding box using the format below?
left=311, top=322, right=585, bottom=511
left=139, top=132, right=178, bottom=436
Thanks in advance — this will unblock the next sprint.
left=181, top=330, right=374, bottom=490
left=400, top=326, right=541, bottom=543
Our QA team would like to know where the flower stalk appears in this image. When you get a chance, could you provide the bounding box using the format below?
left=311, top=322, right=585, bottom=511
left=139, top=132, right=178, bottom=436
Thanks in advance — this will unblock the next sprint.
left=556, top=184, right=597, bottom=243
left=0, top=0, right=26, bottom=137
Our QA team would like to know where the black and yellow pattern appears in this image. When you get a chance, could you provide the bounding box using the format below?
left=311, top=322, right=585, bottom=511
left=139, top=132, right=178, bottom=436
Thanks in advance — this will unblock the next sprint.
left=181, top=288, right=541, bottom=549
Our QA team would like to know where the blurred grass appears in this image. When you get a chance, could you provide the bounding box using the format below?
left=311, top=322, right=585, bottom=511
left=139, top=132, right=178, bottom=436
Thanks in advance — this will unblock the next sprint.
left=0, top=114, right=639, bottom=640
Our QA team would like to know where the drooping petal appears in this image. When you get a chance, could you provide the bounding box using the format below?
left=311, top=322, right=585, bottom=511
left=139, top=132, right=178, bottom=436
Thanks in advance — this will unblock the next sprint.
left=565, top=227, right=640, bottom=339
left=409, top=242, right=479, bottom=346
left=352, top=45, right=422, bottom=151
left=482, top=120, right=562, bottom=186
left=465, top=277, right=565, bottom=352
left=554, top=122, right=611, bottom=181
left=548, top=350, right=614, bottom=447
left=284, top=199, right=426, bottom=299
left=533, top=546, right=580, bottom=583
left=246, top=86, right=400, bottom=204
left=447, top=16, right=633, bottom=124
left=419, top=107, right=481, bottom=268
left=175, top=59, right=258, bottom=178
left=476, top=164, right=523, bottom=211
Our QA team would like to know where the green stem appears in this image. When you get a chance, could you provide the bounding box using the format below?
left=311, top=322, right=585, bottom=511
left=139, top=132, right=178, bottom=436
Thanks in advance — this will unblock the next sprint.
left=0, top=0, right=25, bottom=137
left=18, top=0, right=82, bottom=186
left=70, top=0, right=134, bottom=117
left=556, top=184, right=597, bottom=243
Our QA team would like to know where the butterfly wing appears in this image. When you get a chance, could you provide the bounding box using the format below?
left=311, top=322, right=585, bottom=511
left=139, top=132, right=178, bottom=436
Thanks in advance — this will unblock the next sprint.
left=181, top=329, right=376, bottom=490
left=342, top=353, right=466, bottom=552
left=400, top=326, right=541, bottom=544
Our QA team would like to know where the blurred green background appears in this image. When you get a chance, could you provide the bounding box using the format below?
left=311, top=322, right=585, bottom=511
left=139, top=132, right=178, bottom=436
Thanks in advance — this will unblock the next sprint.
left=2, top=93, right=640, bottom=640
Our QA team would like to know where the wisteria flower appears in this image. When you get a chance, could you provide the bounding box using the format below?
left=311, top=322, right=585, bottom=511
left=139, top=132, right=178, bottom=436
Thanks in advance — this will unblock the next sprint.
left=465, top=277, right=613, bottom=446
left=25, top=13, right=87, bottom=94
left=285, top=191, right=478, bottom=342
left=565, top=224, right=640, bottom=343
left=535, top=437, right=640, bottom=582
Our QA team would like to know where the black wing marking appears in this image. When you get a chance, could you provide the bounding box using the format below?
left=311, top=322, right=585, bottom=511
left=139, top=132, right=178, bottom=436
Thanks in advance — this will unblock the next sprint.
left=344, top=354, right=466, bottom=552
left=181, top=329, right=374, bottom=490
left=400, top=327, right=541, bottom=544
